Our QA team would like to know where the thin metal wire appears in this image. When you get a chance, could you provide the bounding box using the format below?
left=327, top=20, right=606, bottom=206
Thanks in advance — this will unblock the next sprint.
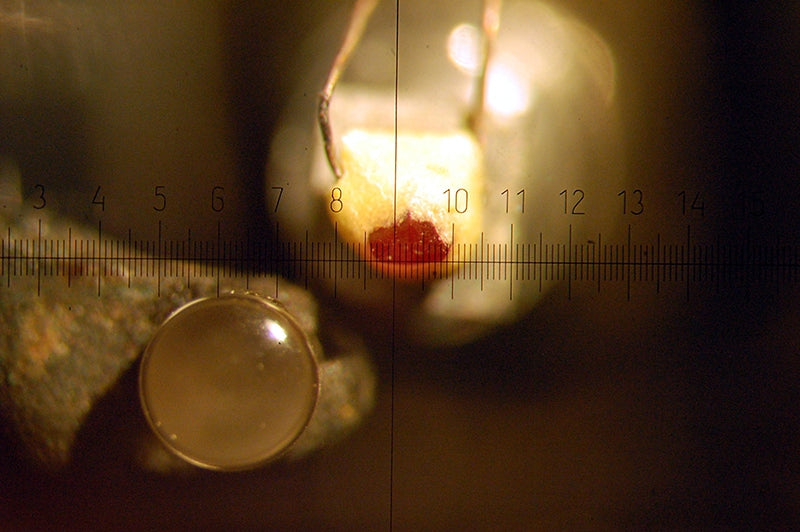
left=468, top=0, right=502, bottom=139
left=319, top=0, right=503, bottom=177
left=318, top=0, right=381, bottom=178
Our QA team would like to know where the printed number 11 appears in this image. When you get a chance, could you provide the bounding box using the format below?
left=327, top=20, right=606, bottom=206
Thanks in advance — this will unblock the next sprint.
left=502, top=188, right=525, bottom=213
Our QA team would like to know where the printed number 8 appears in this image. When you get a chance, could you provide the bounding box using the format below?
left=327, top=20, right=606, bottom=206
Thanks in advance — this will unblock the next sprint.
left=330, top=187, right=343, bottom=213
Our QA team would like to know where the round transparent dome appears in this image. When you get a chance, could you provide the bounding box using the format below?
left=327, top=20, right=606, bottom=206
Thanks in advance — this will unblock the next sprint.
left=139, top=293, right=319, bottom=470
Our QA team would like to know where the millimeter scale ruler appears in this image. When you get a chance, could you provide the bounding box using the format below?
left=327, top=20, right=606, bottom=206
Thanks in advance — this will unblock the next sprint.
left=2, top=212, right=799, bottom=303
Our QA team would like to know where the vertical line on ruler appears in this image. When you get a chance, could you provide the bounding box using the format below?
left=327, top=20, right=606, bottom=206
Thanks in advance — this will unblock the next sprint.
left=145, top=240, right=151, bottom=278
left=217, top=220, right=222, bottom=298
left=509, top=223, right=514, bottom=300
left=15, top=235, right=19, bottom=278
left=156, top=220, right=162, bottom=297
left=37, top=219, right=42, bottom=296
left=637, top=238, right=642, bottom=284
left=205, top=240, right=210, bottom=278
left=223, top=235, right=227, bottom=281
left=526, top=241, right=531, bottom=282
left=585, top=241, right=589, bottom=282
left=187, top=228, right=192, bottom=289
left=345, top=230, right=350, bottom=281
left=556, top=242, right=561, bottom=281
left=222, top=232, right=227, bottom=281
left=553, top=241, right=559, bottom=281
left=1, top=228, right=5, bottom=285
left=103, top=228, right=108, bottom=279
left=544, top=241, right=549, bottom=282
left=655, top=233, right=660, bottom=293
left=312, top=241, right=317, bottom=282
left=626, top=224, right=631, bottom=301
left=9, top=227, right=14, bottom=285
left=362, top=231, right=368, bottom=290
left=538, top=232, right=543, bottom=292
left=11, top=232, right=16, bottom=280
left=466, top=241, right=471, bottom=280
left=333, top=221, right=338, bottom=298
left=288, top=239, right=293, bottom=281
left=597, top=233, right=608, bottom=293
left=490, top=242, right=494, bottom=281
left=480, top=232, right=485, bottom=290
left=103, top=226, right=108, bottom=281
left=305, top=230, right=310, bottom=289
left=67, top=227, right=72, bottom=288
left=325, top=240, right=330, bottom=282
left=686, top=224, right=691, bottom=301
left=92, top=225, right=100, bottom=290
left=96, top=220, right=101, bottom=297
left=643, top=242, right=647, bottom=281
left=231, top=234, right=235, bottom=279
left=233, top=237, right=238, bottom=279
left=4, top=229, right=9, bottom=284
left=567, top=224, right=572, bottom=299
left=127, top=229, right=132, bottom=288
left=580, top=241, right=585, bottom=282
left=2, top=229, right=6, bottom=285
left=451, top=225, right=456, bottom=298
left=232, top=236, right=237, bottom=280
left=45, top=234, right=51, bottom=279
left=595, top=233, right=600, bottom=292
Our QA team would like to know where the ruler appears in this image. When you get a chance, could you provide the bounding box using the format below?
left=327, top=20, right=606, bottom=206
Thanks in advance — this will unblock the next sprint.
left=2, top=215, right=798, bottom=302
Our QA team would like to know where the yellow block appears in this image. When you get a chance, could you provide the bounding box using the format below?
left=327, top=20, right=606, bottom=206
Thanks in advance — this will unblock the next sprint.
left=331, top=128, right=483, bottom=272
